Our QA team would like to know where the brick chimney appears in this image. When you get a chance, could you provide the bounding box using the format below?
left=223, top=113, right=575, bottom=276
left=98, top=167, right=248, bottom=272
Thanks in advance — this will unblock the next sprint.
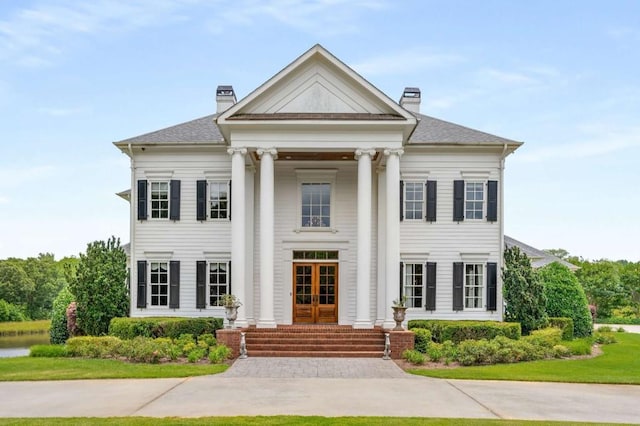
left=399, top=87, right=420, bottom=114
left=216, top=85, right=236, bottom=113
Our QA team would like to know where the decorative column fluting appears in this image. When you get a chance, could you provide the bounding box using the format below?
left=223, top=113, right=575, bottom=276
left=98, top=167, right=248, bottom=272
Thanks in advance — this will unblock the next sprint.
left=383, top=148, right=403, bottom=329
left=256, top=148, right=278, bottom=328
left=354, top=148, right=376, bottom=329
left=227, top=147, right=247, bottom=327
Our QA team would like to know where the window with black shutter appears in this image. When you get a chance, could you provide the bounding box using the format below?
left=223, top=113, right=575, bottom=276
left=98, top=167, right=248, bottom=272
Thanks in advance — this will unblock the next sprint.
left=486, top=262, right=497, bottom=311
left=426, top=180, right=437, bottom=222
left=196, top=261, right=206, bottom=309
left=453, top=262, right=464, bottom=311
left=196, top=180, right=207, bottom=221
left=453, top=180, right=464, bottom=221
left=487, top=180, right=498, bottom=222
left=137, top=180, right=147, bottom=221
left=169, top=180, right=181, bottom=221
left=169, top=261, right=180, bottom=309
left=425, top=262, right=436, bottom=310
left=136, top=260, right=147, bottom=308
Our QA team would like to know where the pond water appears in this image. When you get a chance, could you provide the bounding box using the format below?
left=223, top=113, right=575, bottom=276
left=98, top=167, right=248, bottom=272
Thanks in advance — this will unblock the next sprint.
left=0, top=334, right=50, bottom=358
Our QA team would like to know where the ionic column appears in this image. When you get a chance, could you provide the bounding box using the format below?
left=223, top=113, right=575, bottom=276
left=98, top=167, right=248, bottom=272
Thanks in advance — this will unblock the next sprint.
left=354, top=148, right=376, bottom=329
left=256, top=148, right=278, bottom=328
left=227, top=147, right=247, bottom=327
left=383, top=148, right=403, bottom=329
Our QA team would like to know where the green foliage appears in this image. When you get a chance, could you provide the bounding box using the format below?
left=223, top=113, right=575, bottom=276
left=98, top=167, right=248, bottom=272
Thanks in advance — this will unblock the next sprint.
left=0, top=262, right=34, bottom=312
left=562, top=337, right=592, bottom=356
left=596, top=317, right=640, bottom=325
left=49, top=285, right=74, bottom=344
left=108, top=317, right=223, bottom=340
left=577, top=260, right=626, bottom=318
left=70, top=237, right=128, bottom=336
left=29, top=344, right=69, bottom=357
left=543, top=248, right=570, bottom=260
left=502, top=246, right=548, bottom=334
left=67, top=336, right=122, bottom=358
left=408, top=320, right=521, bottom=343
left=187, top=348, right=207, bottom=363
left=0, top=299, right=26, bottom=322
left=539, top=262, right=593, bottom=337
left=412, top=328, right=432, bottom=354
left=208, top=345, right=231, bottom=364
left=198, top=333, right=217, bottom=347
left=402, top=349, right=426, bottom=365
left=521, top=327, right=562, bottom=348
left=594, top=331, right=617, bottom=345
left=552, top=344, right=571, bottom=358
left=547, top=317, right=574, bottom=341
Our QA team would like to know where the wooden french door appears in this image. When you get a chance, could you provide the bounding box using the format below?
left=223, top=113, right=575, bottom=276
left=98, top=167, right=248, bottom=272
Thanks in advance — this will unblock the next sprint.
left=293, top=263, right=338, bottom=323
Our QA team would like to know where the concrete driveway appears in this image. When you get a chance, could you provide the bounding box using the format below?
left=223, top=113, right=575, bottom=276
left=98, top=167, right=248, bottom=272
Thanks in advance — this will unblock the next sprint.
left=1, top=357, right=639, bottom=423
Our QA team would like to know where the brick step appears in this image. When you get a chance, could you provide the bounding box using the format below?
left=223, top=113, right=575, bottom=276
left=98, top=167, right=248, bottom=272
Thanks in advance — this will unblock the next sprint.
left=247, top=350, right=383, bottom=358
left=247, top=343, right=384, bottom=352
left=244, top=327, right=384, bottom=334
left=245, top=336, right=384, bottom=343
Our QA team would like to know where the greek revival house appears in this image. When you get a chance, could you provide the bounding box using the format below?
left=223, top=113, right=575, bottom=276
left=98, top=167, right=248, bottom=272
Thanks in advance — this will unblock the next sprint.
left=115, top=45, right=522, bottom=331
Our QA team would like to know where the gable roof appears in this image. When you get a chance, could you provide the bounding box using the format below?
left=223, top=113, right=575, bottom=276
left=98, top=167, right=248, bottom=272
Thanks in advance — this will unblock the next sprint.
left=505, top=235, right=579, bottom=271
left=114, top=114, right=223, bottom=147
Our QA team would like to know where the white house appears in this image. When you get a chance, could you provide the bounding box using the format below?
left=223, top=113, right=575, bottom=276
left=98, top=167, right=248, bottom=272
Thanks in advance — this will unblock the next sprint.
left=114, top=44, right=522, bottom=330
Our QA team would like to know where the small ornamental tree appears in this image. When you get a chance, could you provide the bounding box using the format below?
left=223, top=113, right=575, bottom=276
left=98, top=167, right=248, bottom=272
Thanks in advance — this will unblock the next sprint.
left=539, top=262, right=592, bottom=337
left=49, top=285, right=74, bottom=344
left=70, top=237, right=129, bottom=336
left=502, top=246, right=547, bottom=334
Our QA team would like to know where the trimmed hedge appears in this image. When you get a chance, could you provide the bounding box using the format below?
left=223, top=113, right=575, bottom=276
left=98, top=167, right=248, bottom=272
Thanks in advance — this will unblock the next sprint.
left=408, top=320, right=521, bottom=343
left=548, top=317, right=574, bottom=341
left=108, top=317, right=223, bottom=340
left=413, top=328, right=432, bottom=354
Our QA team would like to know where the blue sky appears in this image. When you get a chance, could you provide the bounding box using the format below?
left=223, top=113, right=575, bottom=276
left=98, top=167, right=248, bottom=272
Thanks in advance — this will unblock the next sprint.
left=0, top=0, right=638, bottom=261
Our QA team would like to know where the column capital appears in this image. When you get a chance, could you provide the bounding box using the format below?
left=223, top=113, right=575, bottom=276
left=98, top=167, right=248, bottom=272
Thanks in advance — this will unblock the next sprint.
left=227, top=147, right=248, bottom=156
left=354, top=148, right=376, bottom=159
left=256, top=148, right=278, bottom=159
left=383, top=148, right=404, bottom=157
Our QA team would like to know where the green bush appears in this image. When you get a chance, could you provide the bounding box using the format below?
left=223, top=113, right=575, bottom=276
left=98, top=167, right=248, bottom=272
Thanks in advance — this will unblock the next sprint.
left=0, top=299, right=26, bottom=322
left=187, top=348, right=207, bottom=363
left=594, top=332, right=617, bottom=345
left=563, top=338, right=592, bottom=356
left=552, top=344, right=571, bottom=358
left=402, top=349, right=426, bottom=365
left=597, top=326, right=613, bottom=333
left=198, top=333, right=217, bottom=347
left=539, top=262, right=593, bottom=337
left=49, top=286, right=74, bottom=344
left=456, top=339, right=497, bottom=366
left=426, top=342, right=443, bottom=362
left=548, top=317, right=574, bottom=341
left=29, top=344, right=68, bottom=357
left=413, top=328, right=432, bottom=354
left=408, top=320, right=521, bottom=343
left=108, top=317, right=223, bottom=340
left=67, top=336, right=122, bottom=358
left=208, top=344, right=231, bottom=364
left=522, top=328, right=562, bottom=348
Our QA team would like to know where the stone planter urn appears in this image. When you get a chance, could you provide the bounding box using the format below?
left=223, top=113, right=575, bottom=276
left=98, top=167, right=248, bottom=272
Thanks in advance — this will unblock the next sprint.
left=219, top=294, right=242, bottom=329
left=392, top=306, right=407, bottom=331
left=225, top=306, right=238, bottom=329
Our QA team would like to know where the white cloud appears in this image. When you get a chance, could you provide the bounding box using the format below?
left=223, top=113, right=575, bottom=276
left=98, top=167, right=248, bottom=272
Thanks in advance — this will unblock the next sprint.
left=352, top=49, right=465, bottom=76
left=0, top=196, right=9, bottom=204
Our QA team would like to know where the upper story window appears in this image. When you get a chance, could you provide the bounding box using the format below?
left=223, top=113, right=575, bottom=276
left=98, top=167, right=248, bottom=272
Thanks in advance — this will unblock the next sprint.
left=301, top=183, right=331, bottom=228
left=209, top=181, right=229, bottom=219
left=465, top=182, right=484, bottom=220
left=465, top=263, right=484, bottom=309
left=150, top=261, right=169, bottom=306
left=150, top=182, right=169, bottom=219
left=404, top=182, right=424, bottom=220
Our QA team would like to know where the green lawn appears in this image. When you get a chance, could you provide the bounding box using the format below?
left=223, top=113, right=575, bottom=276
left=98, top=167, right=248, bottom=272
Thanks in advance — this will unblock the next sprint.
left=0, top=418, right=620, bottom=426
left=409, top=332, right=640, bottom=384
left=0, top=357, right=227, bottom=381
left=0, top=320, right=50, bottom=336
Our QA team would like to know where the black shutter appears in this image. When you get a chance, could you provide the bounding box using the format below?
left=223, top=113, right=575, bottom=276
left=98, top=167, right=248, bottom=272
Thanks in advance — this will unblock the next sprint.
left=227, top=260, right=232, bottom=295
left=170, top=180, right=181, bottom=221
left=486, top=262, right=497, bottom=311
left=425, top=262, right=437, bottom=310
left=137, top=180, right=147, bottom=221
left=196, top=180, right=207, bottom=221
left=399, top=180, right=404, bottom=221
left=169, top=261, right=180, bottom=309
left=426, top=180, right=437, bottom=222
left=196, top=261, right=206, bottom=309
left=228, top=180, right=232, bottom=221
left=453, top=262, right=464, bottom=311
left=453, top=180, right=464, bottom=221
left=399, top=262, right=404, bottom=299
left=487, top=180, right=498, bottom=222
left=136, top=260, right=147, bottom=308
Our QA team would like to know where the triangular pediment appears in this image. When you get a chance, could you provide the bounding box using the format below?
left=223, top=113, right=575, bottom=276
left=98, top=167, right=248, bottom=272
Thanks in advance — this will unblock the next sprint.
left=218, top=44, right=415, bottom=121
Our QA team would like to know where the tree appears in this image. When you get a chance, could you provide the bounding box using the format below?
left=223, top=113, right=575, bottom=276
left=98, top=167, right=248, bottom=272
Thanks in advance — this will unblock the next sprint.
left=49, top=285, right=74, bottom=344
left=543, top=248, right=569, bottom=260
left=21, top=254, right=66, bottom=319
left=502, top=246, right=547, bottom=334
left=539, top=262, right=592, bottom=337
left=70, top=237, right=128, bottom=336
left=0, top=261, right=34, bottom=312
left=620, top=262, right=640, bottom=315
left=576, top=260, right=626, bottom=318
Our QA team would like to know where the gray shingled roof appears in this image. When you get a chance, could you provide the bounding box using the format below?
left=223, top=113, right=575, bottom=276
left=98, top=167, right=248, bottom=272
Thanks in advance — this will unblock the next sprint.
left=115, top=114, right=223, bottom=145
left=114, top=112, right=520, bottom=146
left=409, top=113, right=520, bottom=145
left=505, top=235, right=579, bottom=271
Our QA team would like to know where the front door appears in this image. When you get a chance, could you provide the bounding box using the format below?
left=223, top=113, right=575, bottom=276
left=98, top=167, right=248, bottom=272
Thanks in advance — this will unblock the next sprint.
left=293, top=263, right=338, bottom=323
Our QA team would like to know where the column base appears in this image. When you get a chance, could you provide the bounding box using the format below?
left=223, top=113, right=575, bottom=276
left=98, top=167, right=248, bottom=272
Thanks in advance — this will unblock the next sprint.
left=256, top=319, right=277, bottom=329
left=231, top=319, right=249, bottom=329
left=352, top=320, right=374, bottom=329
left=381, top=320, right=397, bottom=330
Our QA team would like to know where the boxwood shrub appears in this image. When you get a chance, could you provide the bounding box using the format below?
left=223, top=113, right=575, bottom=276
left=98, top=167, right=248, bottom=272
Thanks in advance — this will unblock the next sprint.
left=413, top=328, right=432, bottom=354
left=108, top=317, right=223, bottom=340
left=548, top=317, right=574, bottom=341
left=408, top=320, right=521, bottom=343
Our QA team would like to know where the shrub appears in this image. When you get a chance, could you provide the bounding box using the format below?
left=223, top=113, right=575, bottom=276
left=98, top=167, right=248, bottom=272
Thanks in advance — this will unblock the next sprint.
left=539, top=262, right=592, bottom=337
left=617, top=327, right=626, bottom=333
left=597, top=317, right=640, bottom=325
left=198, top=333, right=217, bottom=347
left=408, top=320, right=521, bottom=343
left=522, top=328, right=562, bottom=348
left=594, top=332, right=617, bottom=345
left=49, top=286, right=74, bottom=344
left=413, top=328, right=432, bottom=354
left=0, top=299, right=26, bottom=322
left=208, top=345, right=231, bottom=364
left=108, top=317, right=223, bottom=340
left=552, top=344, right=571, bottom=358
left=187, top=348, right=207, bottom=363
left=66, top=302, right=82, bottom=337
left=29, top=344, right=68, bottom=357
left=548, top=317, right=574, bottom=341
left=402, top=349, right=426, bottom=365
left=597, top=326, right=613, bottom=333
left=456, top=339, right=497, bottom=366
left=427, top=342, right=443, bottom=362
left=67, top=336, right=122, bottom=358
left=563, top=338, right=592, bottom=356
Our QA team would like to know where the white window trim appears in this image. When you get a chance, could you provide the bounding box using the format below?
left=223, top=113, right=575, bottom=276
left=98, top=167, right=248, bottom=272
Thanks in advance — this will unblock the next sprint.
left=144, top=170, right=174, bottom=180
left=463, top=262, right=485, bottom=311
left=149, top=260, right=170, bottom=308
left=208, top=260, right=230, bottom=308
left=402, top=260, right=426, bottom=310
left=143, top=251, right=174, bottom=260
left=294, top=169, right=338, bottom=233
left=403, top=180, right=426, bottom=221
left=148, top=180, right=171, bottom=220
left=208, top=180, right=230, bottom=221
left=464, top=180, right=485, bottom=221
